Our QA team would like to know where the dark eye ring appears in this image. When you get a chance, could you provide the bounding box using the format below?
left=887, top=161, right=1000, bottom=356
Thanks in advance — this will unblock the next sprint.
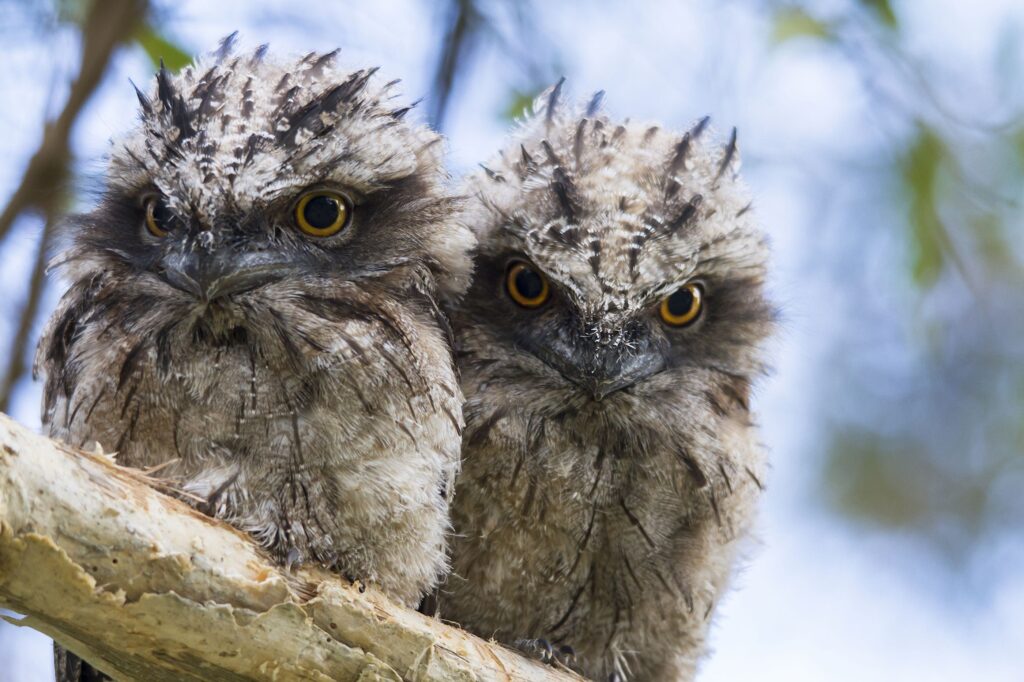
left=506, top=261, right=550, bottom=309
left=659, top=283, right=704, bottom=327
left=295, top=190, right=351, bottom=237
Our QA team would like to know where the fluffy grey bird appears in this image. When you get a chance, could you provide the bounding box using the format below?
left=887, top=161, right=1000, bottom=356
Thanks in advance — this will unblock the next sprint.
left=36, top=39, right=472, bottom=678
left=442, top=84, right=775, bottom=681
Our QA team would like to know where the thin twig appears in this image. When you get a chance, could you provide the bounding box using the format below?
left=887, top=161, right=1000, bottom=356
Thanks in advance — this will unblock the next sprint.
left=0, top=0, right=147, bottom=245
left=428, top=0, right=480, bottom=132
left=0, top=217, right=54, bottom=412
left=0, top=0, right=148, bottom=411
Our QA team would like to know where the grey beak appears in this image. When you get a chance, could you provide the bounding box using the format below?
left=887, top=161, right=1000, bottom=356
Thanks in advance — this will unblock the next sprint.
left=161, top=251, right=290, bottom=300
left=572, top=347, right=665, bottom=401
left=541, top=326, right=666, bottom=400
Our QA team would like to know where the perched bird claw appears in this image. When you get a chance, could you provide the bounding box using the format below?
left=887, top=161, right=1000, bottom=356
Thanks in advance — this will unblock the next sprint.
left=556, top=644, right=577, bottom=668
left=343, top=571, right=367, bottom=593
left=515, top=639, right=580, bottom=670
left=515, top=638, right=554, bottom=664
left=285, top=547, right=303, bottom=573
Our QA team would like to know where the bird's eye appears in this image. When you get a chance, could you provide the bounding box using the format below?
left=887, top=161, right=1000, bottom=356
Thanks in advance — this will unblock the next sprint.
left=144, top=197, right=171, bottom=238
left=659, top=283, right=704, bottom=327
left=506, top=261, right=550, bottom=309
left=295, top=190, right=351, bottom=237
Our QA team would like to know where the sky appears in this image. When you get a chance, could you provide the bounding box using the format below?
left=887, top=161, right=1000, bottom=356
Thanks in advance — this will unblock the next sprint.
left=1, top=1, right=1022, bottom=679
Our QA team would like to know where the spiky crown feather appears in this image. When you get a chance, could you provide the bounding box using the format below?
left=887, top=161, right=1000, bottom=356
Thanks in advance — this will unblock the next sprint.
left=466, top=80, right=767, bottom=327
left=82, top=34, right=472, bottom=299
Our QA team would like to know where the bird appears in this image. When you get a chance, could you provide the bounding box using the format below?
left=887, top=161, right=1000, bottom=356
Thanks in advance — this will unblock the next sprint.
left=441, top=82, right=775, bottom=681
left=35, top=37, right=473, bottom=679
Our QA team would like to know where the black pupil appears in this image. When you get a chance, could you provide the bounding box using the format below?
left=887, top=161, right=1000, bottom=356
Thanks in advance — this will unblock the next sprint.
left=304, top=195, right=341, bottom=229
left=515, top=268, right=544, bottom=300
left=151, top=201, right=172, bottom=227
left=667, top=288, right=695, bottom=316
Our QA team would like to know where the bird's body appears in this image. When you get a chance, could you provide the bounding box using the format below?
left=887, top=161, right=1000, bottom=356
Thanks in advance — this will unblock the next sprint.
left=42, top=267, right=461, bottom=601
left=444, top=87, right=774, bottom=680
left=36, top=40, right=472, bottom=609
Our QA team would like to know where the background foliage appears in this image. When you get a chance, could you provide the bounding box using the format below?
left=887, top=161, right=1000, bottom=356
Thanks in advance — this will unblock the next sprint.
left=0, top=0, right=1021, bottom=679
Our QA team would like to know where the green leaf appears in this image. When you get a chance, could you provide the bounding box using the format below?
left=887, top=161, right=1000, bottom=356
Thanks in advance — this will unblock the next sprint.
left=502, top=89, right=540, bottom=122
left=859, top=0, right=898, bottom=29
left=824, top=430, right=933, bottom=528
left=972, top=213, right=1015, bottom=274
left=135, top=24, right=191, bottom=72
left=900, top=124, right=947, bottom=287
left=1013, top=126, right=1024, bottom=168
left=771, top=7, right=832, bottom=45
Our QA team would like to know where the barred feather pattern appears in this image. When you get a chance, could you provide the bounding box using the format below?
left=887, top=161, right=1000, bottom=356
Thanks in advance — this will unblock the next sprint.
left=35, top=38, right=473, bottom=608
left=444, top=85, right=775, bottom=681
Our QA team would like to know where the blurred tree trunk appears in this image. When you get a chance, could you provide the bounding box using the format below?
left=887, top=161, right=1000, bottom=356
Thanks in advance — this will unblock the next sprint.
left=0, top=0, right=147, bottom=411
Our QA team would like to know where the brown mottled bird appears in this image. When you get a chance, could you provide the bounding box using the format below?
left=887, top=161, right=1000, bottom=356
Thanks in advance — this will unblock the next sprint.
left=442, top=83, right=775, bottom=681
left=36, top=37, right=473, bottom=679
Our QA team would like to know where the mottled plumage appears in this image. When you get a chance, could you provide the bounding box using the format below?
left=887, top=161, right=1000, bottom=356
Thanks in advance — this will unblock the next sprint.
left=443, top=85, right=774, bottom=681
left=35, top=37, right=473, bottom=616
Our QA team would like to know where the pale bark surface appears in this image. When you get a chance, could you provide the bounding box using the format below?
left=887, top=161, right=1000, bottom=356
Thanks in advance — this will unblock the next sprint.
left=0, top=413, right=579, bottom=681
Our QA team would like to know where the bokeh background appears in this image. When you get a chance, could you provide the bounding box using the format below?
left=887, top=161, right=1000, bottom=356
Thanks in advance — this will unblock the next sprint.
left=1, top=0, right=1022, bottom=679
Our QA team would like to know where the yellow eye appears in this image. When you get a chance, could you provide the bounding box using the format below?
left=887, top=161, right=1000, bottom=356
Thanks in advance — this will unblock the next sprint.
left=659, top=283, right=703, bottom=327
left=506, top=261, right=550, bottom=309
left=144, top=197, right=170, bottom=238
left=295, top=190, right=351, bottom=237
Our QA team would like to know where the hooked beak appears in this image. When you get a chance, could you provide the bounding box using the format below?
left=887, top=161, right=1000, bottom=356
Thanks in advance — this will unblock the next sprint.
left=160, top=251, right=291, bottom=301
left=583, top=358, right=664, bottom=400
left=541, top=330, right=666, bottom=401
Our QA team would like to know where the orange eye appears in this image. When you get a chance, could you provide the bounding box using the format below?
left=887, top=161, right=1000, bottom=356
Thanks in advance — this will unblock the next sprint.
left=144, top=197, right=170, bottom=238
left=506, top=262, right=550, bottom=309
left=295, top=190, right=351, bottom=237
left=659, top=283, right=703, bottom=327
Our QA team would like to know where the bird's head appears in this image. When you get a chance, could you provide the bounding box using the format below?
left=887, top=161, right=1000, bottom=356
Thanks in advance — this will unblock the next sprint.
left=59, top=37, right=473, bottom=346
left=455, top=83, right=775, bottom=420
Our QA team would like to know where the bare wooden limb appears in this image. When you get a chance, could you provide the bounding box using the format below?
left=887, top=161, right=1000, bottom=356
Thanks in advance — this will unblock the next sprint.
left=0, top=413, right=578, bottom=681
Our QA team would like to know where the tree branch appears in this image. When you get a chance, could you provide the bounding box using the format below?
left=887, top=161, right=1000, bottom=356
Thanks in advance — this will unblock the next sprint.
left=427, top=0, right=480, bottom=132
left=0, top=0, right=146, bottom=244
left=0, top=0, right=148, bottom=413
left=0, top=413, right=578, bottom=681
left=0, top=217, right=54, bottom=412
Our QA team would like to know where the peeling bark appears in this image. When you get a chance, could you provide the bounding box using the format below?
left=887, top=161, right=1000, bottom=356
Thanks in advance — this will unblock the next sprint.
left=0, top=414, right=578, bottom=681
